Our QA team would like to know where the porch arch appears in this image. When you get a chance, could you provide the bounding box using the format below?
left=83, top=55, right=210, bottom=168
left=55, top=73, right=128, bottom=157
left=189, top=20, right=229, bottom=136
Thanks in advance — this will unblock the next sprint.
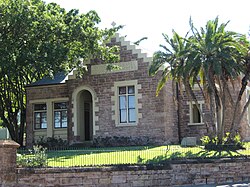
left=72, top=85, right=97, bottom=141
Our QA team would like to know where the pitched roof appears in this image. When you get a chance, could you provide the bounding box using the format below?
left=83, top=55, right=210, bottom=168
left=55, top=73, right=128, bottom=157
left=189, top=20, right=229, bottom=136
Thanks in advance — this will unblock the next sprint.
left=27, top=72, right=67, bottom=87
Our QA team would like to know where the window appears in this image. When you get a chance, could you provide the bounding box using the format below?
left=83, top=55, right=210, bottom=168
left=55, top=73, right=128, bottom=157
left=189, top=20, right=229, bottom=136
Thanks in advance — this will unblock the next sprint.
left=119, top=86, right=136, bottom=124
left=188, top=102, right=204, bottom=125
left=54, top=102, right=67, bottom=128
left=192, top=104, right=201, bottom=123
left=112, top=80, right=141, bottom=126
left=34, top=104, right=47, bottom=129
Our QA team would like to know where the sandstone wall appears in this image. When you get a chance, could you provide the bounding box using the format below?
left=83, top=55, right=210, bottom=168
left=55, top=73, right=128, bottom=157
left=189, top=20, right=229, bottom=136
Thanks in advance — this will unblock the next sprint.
left=16, top=159, right=250, bottom=187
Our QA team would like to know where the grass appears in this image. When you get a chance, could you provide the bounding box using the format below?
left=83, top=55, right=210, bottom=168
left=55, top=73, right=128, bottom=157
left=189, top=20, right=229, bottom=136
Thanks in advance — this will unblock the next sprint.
left=18, top=143, right=250, bottom=167
left=46, top=146, right=165, bottom=167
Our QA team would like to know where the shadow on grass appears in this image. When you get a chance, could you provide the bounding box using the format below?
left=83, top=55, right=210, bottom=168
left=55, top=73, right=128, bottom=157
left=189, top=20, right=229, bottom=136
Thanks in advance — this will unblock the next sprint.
left=140, top=146, right=246, bottom=165
left=18, top=146, right=159, bottom=167
left=19, top=145, right=248, bottom=167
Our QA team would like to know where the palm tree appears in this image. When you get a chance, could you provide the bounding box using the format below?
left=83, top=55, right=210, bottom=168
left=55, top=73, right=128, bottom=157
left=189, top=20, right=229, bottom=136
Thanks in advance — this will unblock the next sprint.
left=150, top=17, right=249, bottom=143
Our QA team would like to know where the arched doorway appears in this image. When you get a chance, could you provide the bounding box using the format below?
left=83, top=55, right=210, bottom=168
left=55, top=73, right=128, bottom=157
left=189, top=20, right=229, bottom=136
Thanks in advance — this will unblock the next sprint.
left=77, top=90, right=93, bottom=141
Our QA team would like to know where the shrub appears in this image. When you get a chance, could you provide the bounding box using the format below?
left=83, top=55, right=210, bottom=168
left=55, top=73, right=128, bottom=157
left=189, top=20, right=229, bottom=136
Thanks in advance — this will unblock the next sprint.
left=17, top=145, right=47, bottom=167
left=200, top=132, right=244, bottom=151
left=35, top=136, right=68, bottom=149
left=93, top=136, right=152, bottom=147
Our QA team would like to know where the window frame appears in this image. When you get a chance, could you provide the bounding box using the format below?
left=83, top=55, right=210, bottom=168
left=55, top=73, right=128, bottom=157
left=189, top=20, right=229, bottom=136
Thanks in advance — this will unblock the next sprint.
left=33, top=103, right=47, bottom=130
left=53, top=102, right=68, bottom=129
left=118, top=86, right=136, bottom=124
left=187, top=101, right=204, bottom=126
left=113, top=80, right=139, bottom=127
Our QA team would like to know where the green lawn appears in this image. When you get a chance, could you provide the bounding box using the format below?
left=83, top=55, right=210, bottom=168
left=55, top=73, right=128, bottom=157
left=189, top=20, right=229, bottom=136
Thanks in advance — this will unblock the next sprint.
left=46, top=144, right=250, bottom=167
left=18, top=144, right=250, bottom=167
left=46, top=146, right=166, bottom=167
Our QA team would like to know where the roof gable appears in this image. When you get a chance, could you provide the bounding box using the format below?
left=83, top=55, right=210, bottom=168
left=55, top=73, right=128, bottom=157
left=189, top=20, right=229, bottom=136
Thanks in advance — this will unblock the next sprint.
left=27, top=33, right=152, bottom=86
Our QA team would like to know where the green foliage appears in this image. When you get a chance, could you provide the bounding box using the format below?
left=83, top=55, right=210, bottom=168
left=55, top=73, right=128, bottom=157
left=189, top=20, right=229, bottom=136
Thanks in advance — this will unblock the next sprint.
left=201, top=132, right=243, bottom=146
left=35, top=136, right=68, bottom=149
left=200, top=133, right=244, bottom=151
left=0, top=119, right=3, bottom=127
left=93, top=136, right=152, bottom=147
left=17, top=145, right=47, bottom=167
left=150, top=17, right=250, bottom=142
left=0, top=0, right=121, bottom=145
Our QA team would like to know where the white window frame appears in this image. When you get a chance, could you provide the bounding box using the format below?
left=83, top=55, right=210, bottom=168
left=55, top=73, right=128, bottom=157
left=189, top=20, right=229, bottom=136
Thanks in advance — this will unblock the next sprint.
left=118, top=85, right=136, bottom=124
left=53, top=102, right=68, bottom=129
left=113, top=80, right=139, bottom=126
left=33, top=103, right=47, bottom=130
left=187, top=101, right=204, bottom=126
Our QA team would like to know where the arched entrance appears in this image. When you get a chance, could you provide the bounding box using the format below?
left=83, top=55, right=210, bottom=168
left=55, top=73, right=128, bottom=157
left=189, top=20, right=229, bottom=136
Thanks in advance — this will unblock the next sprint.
left=77, top=90, right=93, bottom=141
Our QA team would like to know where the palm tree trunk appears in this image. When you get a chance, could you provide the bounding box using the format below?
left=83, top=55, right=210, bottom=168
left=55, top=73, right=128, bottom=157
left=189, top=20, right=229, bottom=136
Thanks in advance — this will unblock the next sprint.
left=216, top=105, right=223, bottom=143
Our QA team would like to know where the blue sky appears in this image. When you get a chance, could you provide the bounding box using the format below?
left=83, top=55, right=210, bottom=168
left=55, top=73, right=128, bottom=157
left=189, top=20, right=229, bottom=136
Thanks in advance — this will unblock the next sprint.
left=44, top=0, right=250, bottom=56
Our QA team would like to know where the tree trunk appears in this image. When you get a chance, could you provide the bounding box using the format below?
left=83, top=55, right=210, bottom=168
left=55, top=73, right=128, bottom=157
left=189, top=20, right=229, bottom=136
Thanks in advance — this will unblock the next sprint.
left=18, top=109, right=26, bottom=147
left=216, top=105, right=223, bottom=143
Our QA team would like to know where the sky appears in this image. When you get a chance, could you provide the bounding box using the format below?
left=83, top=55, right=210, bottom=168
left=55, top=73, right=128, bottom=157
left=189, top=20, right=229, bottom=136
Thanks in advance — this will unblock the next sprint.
left=44, top=0, right=250, bottom=56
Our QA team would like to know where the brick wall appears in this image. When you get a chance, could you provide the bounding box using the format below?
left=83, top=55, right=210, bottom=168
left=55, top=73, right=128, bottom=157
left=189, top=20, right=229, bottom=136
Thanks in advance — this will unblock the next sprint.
left=16, top=159, right=250, bottom=186
left=177, top=83, right=250, bottom=142
left=25, top=35, right=179, bottom=146
left=0, top=140, right=19, bottom=186
left=65, top=38, right=178, bottom=145
left=178, top=88, right=213, bottom=141
left=26, top=84, right=69, bottom=147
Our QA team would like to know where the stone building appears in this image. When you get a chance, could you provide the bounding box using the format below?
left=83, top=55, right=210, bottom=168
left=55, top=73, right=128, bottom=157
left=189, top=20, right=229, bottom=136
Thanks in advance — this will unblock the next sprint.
left=25, top=34, right=250, bottom=147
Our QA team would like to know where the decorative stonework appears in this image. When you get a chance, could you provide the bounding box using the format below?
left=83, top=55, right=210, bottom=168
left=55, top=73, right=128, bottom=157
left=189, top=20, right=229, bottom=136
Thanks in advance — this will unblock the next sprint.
left=91, top=61, right=138, bottom=75
left=186, top=100, right=205, bottom=126
left=93, top=97, right=99, bottom=135
left=71, top=85, right=98, bottom=136
left=114, top=33, right=152, bottom=63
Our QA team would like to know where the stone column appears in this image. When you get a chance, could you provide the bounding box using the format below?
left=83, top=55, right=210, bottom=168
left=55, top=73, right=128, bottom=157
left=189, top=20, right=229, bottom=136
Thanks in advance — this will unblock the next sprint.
left=0, top=140, right=20, bottom=185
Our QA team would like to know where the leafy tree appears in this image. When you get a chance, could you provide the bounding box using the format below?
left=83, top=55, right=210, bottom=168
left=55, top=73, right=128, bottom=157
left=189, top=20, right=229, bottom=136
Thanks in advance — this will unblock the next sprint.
left=149, top=17, right=250, bottom=143
left=0, top=0, right=121, bottom=145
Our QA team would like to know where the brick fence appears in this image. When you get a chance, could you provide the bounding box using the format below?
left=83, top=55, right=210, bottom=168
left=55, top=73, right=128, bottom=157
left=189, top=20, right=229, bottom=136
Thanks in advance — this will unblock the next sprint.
left=1, top=140, right=250, bottom=186
left=0, top=140, right=20, bottom=186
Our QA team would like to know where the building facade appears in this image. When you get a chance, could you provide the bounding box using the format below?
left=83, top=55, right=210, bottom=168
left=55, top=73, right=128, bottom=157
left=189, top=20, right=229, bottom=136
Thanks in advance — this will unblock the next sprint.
left=26, top=34, right=250, bottom=147
left=26, top=34, right=180, bottom=147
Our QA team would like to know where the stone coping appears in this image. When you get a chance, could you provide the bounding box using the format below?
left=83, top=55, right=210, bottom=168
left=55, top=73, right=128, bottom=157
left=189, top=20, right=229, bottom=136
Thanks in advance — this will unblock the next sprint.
left=0, top=140, right=20, bottom=148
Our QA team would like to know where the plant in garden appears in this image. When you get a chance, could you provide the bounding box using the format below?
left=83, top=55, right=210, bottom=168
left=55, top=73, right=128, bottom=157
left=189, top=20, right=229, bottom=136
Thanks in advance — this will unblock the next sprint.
left=149, top=17, right=250, bottom=143
left=200, top=133, right=244, bottom=151
left=17, top=145, right=47, bottom=167
left=36, top=136, right=68, bottom=149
